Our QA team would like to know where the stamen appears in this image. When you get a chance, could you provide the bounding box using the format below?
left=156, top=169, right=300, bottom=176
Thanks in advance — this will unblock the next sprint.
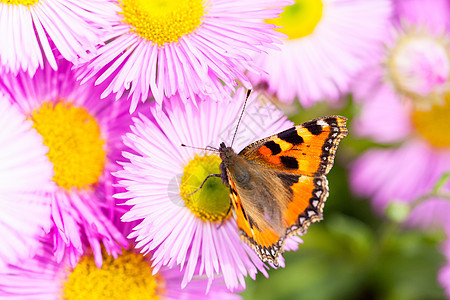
left=120, top=0, right=205, bottom=46
left=266, top=0, right=323, bottom=40
left=411, top=94, right=450, bottom=148
left=30, top=102, right=106, bottom=190
left=64, top=250, right=164, bottom=300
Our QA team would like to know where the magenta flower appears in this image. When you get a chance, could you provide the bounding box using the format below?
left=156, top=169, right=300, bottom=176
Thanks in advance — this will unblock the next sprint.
left=114, top=89, right=302, bottom=290
left=0, top=59, right=136, bottom=267
left=248, top=0, right=392, bottom=106
left=350, top=88, right=450, bottom=212
left=349, top=0, right=450, bottom=213
left=0, top=97, right=54, bottom=270
left=0, top=236, right=241, bottom=299
left=0, top=0, right=116, bottom=76
left=353, top=0, right=450, bottom=110
left=350, top=86, right=450, bottom=298
left=77, top=0, right=292, bottom=112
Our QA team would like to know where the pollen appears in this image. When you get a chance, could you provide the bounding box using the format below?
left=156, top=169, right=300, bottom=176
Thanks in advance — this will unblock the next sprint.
left=63, top=250, right=164, bottom=300
left=30, top=102, right=106, bottom=190
left=411, top=93, right=450, bottom=148
left=266, top=0, right=323, bottom=40
left=0, top=0, right=38, bottom=5
left=120, top=0, right=205, bottom=46
left=180, top=155, right=231, bottom=223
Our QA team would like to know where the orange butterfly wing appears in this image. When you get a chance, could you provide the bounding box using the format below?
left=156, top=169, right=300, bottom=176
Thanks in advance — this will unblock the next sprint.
left=239, top=116, right=348, bottom=176
left=229, top=116, right=347, bottom=264
left=229, top=171, right=329, bottom=264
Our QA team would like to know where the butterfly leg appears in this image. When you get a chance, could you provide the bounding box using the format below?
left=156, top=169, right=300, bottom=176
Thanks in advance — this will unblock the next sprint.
left=187, top=174, right=221, bottom=196
left=217, top=198, right=233, bottom=229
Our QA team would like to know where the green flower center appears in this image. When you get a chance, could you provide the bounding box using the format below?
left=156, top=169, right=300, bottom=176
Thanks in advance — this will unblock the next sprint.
left=120, top=0, right=205, bottom=46
left=411, top=93, right=450, bottom=148
left=267, top=0, right=323, bottom=40
left=64, top=251, right=164, bottom=300
left=30, top=102, right=106, bottom=191
left=180, top=155, right=231, bottom=223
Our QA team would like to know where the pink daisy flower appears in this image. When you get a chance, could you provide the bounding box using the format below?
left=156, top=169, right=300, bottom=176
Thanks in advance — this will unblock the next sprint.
left=353, top=0, right=450, bottom=110
left=0, top=0, right=117, bottom=76
left=0, top=97, right=54, bottom=270
left=349, top=76, right=450, bottom=213
left=0, top=236, right=241, bottom=299
left=0, top=59, right=134, bottom=267
left=248, top=0, right=392, bottom=106
left=114, top=89, right=302, bottom=290
left=77, top=0, right=292, bottom=112
left=350, top=92, right=450, bottom=296
left=350, top=0, right=450, bottom=212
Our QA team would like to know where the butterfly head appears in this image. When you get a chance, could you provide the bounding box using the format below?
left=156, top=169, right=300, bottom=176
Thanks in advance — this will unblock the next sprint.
left=218, top=142, right=235, bottom=160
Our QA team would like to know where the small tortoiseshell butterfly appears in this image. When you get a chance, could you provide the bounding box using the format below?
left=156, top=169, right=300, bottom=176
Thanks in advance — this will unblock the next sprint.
left=191, top=94, right=348, bottom=266
left=219, top=115, right=347, bottom=266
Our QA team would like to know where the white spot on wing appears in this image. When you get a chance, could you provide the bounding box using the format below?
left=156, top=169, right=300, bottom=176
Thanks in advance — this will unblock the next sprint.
left=317, top=120, right=328, bottom=127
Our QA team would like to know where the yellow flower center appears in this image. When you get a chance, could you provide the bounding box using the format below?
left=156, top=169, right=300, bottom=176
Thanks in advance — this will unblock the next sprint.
left=180, top=155, right=231, bottom=223
left=387, top=31, right=450, bottom=109
left=64, top=250, right=164, bottom=300
left=266, top=0, right=323, bottom=40
left=120, top=0, right=205, bottom=46
left=0, top=0, right=37, bottom=5
left=411, top=93, right=450, bottom=148
left=30, top=102, right=106, bottom=190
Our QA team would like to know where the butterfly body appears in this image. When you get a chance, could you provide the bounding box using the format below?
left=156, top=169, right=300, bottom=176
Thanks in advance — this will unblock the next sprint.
left=217, top=116, right=348, bottom=265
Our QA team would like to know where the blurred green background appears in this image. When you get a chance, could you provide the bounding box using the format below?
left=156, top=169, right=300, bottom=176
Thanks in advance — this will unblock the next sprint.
left=241, top=99, right=446, bottom=300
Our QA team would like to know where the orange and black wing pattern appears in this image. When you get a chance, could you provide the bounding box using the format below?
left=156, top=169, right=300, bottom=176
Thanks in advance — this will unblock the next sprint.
left=229, top=171, right=329, bottom=264
left=239, top=116, right=348, bottom=177
left=229, top=116, right=347, bottom=264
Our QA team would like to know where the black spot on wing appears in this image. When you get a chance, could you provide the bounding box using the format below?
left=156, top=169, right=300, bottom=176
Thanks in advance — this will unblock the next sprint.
left=276, top=173, right=299, bottom=187
left=304, top=121, right=323, bottom=135
left=278, top=127, right=304, bottom=145
left=264, top=140, right=282, bottom=155
left=280, top=156, right=299, bottom=169
left=324, top=117, right=338, bottom=127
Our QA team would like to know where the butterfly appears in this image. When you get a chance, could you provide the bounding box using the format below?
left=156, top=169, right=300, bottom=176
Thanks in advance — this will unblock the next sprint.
left=212, top=115, right=348, bottom=266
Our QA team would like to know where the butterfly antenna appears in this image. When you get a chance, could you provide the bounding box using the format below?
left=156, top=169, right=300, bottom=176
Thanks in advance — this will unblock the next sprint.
left=231, top=89, right=251, bottom=147
left=181, top=144, right=219, bottom=152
